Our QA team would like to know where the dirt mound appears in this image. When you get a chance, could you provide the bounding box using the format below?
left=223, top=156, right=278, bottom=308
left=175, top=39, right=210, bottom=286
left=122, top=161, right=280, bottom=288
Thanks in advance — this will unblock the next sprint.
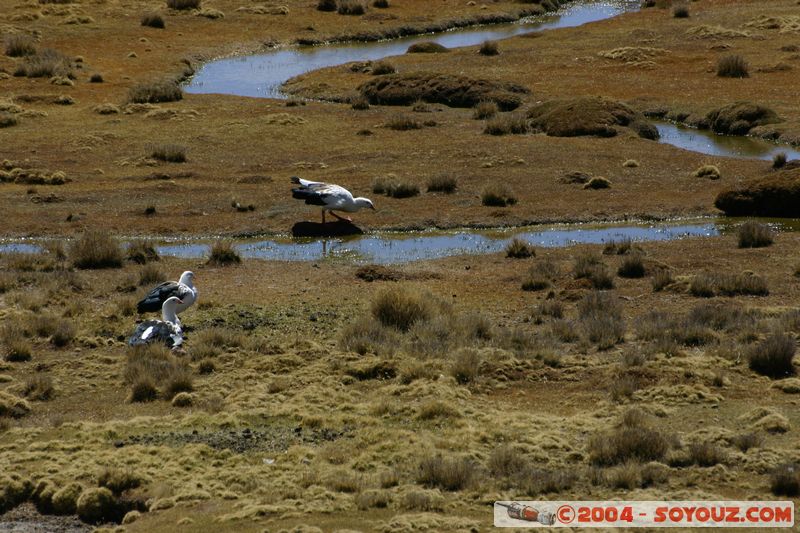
left=706, top=102, right=781, bottom=135
left=526, top=97, right=659, bottom=139
left=715, top=168, right=800, bottom=217
left=358, top=72, right=528, bottom=111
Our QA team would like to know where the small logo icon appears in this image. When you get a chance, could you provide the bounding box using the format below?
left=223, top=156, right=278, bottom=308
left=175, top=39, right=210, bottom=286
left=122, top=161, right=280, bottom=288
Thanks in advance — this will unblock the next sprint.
left=557, top=504, right=576, bottom=524
left=497, top=502, right=556, bottom=525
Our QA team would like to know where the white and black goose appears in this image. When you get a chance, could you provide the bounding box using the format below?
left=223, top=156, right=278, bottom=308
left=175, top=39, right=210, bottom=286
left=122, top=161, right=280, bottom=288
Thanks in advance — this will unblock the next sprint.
left=137, top=271, right=197, bottom=325
left=128, top=296, right=184, bottom=349
left=291, top=176, right=375, bottom=223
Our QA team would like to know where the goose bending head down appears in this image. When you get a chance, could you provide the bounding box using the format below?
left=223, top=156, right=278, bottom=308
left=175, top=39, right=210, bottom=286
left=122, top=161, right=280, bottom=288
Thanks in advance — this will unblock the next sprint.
left=290, top=176, right=375, bottom=223
left=136, top=270, right=198, bottom=326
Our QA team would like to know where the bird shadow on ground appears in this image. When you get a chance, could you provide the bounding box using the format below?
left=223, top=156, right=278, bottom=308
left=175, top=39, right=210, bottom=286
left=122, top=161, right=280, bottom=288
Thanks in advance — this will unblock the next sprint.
left=291, top=221, right=364, bottom=237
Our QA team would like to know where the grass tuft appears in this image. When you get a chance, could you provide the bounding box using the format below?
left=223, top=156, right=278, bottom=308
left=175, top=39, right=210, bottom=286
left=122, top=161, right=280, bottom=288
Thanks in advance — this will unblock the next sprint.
left=417, top=455, right=474, bottom=491
left=472, top=101, right=498, bottom=120
left=23, top=375, right=55, bottom=401
left=207, top=241, right=241, bottom=266
left=589, top=409, right=672, bottom=465
left=337, top=0, right=365, bottom=15
left=371, top=61, right=395, bottom=75
left=141, top=13, right=165, bottom=28
left=484, top=113, right=528, bottom=135
left=426, top=175, right=457, bottom=193
left=5, top=35, right=36, bottom=57
left=578, top=291, right=625, bottom=349
left=317, top=0, right=336, bottom=11
left=673, top=5, right=689, bottom=18
left=70, top=230, right=123, bottom=269
left=149, top=144, right=187, bottom=163
left=128, top=81, right=183, bottom=104
left=770, top=463, right=800, bottom=496
left=737, top=221, right=773, bottom=248
left=479, top=40, right=499, bottom=56
left=717, top=54, right=749, bottom=78
left=370, top=286, right=434, bottom=331
left=618, top=253, right=645, bottom=278
left=773, top=152, right=787, bottom=169
left=385, top=114, right=421, bottom=130
left=481, top=184, right=517, bottom=207
left=748, top=332, right=796, bottom=378
left=166, top=0, right=200, bottom=9
left=128, top=241, right=160, bottom=265
left=505, top=238, right=535, bottom=259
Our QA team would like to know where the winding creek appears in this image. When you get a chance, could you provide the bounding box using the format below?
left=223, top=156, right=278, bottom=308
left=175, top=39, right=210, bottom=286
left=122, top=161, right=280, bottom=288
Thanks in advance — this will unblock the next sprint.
left=3, top=1, right=799, bottom=264
left=2, top=219, right=800, bottom=264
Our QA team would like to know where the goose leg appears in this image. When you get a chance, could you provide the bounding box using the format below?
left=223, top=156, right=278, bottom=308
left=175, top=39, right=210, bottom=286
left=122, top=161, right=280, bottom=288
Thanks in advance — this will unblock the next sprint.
left=330, top=211, right=353, bottom=223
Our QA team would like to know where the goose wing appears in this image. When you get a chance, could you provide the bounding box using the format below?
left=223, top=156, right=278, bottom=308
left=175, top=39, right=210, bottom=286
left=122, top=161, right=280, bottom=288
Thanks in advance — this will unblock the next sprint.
left=137, top=281, right=180, bottom=313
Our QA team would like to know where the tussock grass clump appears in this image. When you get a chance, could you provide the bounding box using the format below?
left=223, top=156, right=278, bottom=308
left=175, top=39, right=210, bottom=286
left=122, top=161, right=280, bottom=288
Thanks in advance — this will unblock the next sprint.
left=417, top=455, right=474, bottom=491
left=450, top=349, right=481, bottom=384
left=128, top=81, right=183, bottom=104
left=479, top=40, right=499, bottom=56
left=0, top=113, right=18, bottom=128
left=589, top=409, right=672, bottom=466
left=690, top=272, right=769, bottom=297
left=89, top=73, right=104, bottom=83
left=5, top=35, right=36, bottom=57
left=339, top=317, right=398, bottom=355
left=737, top=221, right=774, bottom=248
left=207, top=241, right=241, bottom=266
left=505, top=238, right=535, bottom=259
left=426, top=175, right=457, bottom=193
left=317, top=0, right=336, bottom=11
left=13, top=49, right=73, bottom=78
left=337, top=0, right=365, bottom=15
left=773, top=152, right=787, bottom=169
left=371, top=61, right=395, bottom=75
left=472, top=100, right=498, bottom=120
left=770, top=463, right=800, bottom=496
left=356, top=490, right=390, bottom=510
left=138, top=264, right=165, bottom=287
left=688, top=442, right=727, bottom=467
left=748, top=332, right=796, bottom=378
left=603, top=239, right=632, bottom=255
left=618, top=253, right=645, bottom=278
left=583, top=177, right=612, bottom=190
left=481, top=183, right=517, bottom=207
left=350, top=95, right=370, bottom=110
left=731, top=432, right=763, bottom=453
left=385, top=114, right=422, bottom=130
left=407, top=42, right=449, bottom=54
left=4, top=339, right=32, bottom=363
left=128, top=240, right=160, bottom=265
left=717, top=54, right=749, bottom=78
left=522, top=260, right=558, bottom=291
left=70, top=230, right=123, bottom=269
left=149, top=144, right=187, bottom=163
left=579, top=291, right=625, bottom=349
left=167, top=0, right=200, bottom=9
left=574, top=253, right=614, bottom=289
left=484, top=113, right=528, bottom=135
left=97, top=469, right=141, bottom=496
left=0, top=391, right=31, bottom=418
left=23, top=375, right=54, bottom=401
left=371, top=286, right=434, bottom=331
left=527, top=96, right=659, bottom=139
left=652, top=268, right=673, bottom=291
left=673, top=5, right=689, bottom=18
left=50, top=320, right=75, bottom=347
left=371, top=175, right=420, bottom=197
left=125, top=344, right=193, bottom=401
left=141, top=13, right=165, bottom=28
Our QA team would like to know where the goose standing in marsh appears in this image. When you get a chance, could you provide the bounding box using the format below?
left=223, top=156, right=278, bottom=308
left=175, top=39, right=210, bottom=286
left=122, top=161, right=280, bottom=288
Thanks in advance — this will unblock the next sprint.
left=290, top=176, right=375, bottom=223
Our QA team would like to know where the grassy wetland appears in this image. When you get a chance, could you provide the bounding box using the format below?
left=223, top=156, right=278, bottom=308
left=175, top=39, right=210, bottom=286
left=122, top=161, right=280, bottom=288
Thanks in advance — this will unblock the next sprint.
left=2, top=0, right=800, bottom=531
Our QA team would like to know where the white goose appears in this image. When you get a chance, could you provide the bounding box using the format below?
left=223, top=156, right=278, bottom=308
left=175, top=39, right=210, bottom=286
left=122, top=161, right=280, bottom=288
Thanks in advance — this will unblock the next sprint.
left=137, top=271, right=197, bottom=325
left=290, top=176, right=375, bottom=223
left=128, top=296, right=184, bottom=349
